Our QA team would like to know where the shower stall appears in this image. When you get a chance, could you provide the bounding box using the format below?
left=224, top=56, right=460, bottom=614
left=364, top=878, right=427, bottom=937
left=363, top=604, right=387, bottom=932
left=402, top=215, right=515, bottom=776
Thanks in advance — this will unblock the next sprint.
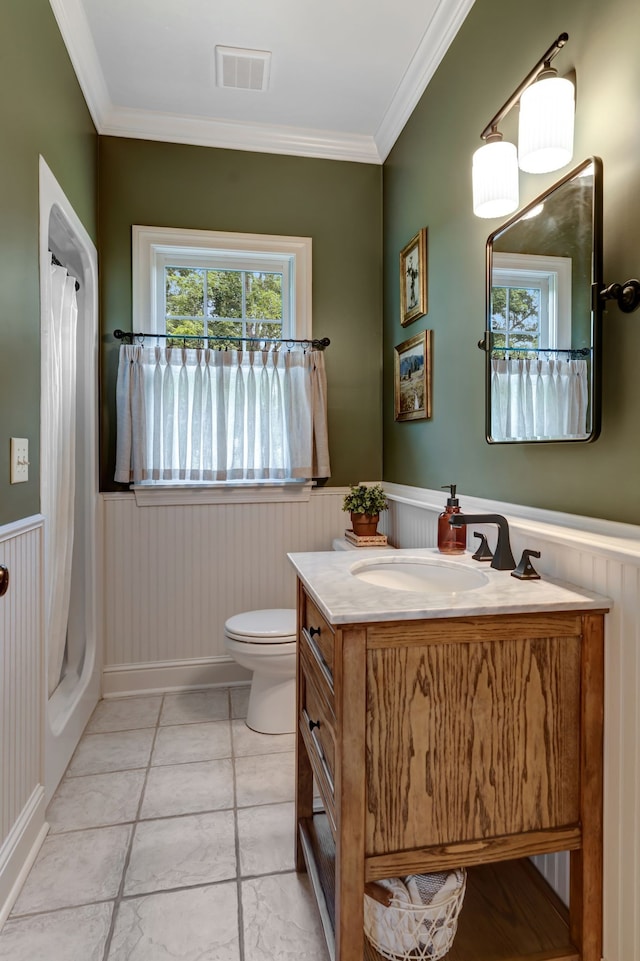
left=39, top=157, right=100, bottom=802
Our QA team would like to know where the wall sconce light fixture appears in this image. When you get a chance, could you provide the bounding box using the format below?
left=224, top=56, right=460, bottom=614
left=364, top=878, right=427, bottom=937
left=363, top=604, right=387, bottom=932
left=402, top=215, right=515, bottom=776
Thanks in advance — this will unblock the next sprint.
left=473, top=33, right=574, bottom=218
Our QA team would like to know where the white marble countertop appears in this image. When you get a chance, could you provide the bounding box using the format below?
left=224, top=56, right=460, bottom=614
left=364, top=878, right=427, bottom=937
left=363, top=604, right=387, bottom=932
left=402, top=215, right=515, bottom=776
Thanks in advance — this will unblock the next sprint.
left=287, top=547, right=611, bottom=625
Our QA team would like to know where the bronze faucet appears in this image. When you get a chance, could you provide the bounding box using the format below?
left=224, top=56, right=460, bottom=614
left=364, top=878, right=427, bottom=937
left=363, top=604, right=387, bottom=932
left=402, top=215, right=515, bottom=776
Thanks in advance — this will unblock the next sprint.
left=449, top=513, right=516, bottom=570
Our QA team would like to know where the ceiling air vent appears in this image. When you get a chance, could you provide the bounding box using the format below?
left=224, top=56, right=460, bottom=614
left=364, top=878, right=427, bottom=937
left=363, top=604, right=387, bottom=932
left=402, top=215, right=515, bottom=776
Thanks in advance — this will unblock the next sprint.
left=215, top=46, right=272, bottom=91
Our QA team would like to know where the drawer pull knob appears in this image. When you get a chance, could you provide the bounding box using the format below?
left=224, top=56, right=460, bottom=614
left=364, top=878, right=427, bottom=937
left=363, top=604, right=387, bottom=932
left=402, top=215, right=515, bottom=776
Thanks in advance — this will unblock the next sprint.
left=309, top=625, right=322, bottom=639
left=308, top=718, right=321, bottom=732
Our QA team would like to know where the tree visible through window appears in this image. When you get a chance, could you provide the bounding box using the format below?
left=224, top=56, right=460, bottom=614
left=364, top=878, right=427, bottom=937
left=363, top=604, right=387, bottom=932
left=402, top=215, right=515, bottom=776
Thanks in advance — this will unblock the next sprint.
left=490, top=283, right=542, bottom=352
left=490, top=252, right=572, bottom=355
left=165, top=267, right=284, bottom=348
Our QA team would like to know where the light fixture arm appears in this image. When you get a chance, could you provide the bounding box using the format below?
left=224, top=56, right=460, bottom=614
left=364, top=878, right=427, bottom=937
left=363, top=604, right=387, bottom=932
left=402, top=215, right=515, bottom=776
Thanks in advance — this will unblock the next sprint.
left=479, top=33, right=569, bottom=141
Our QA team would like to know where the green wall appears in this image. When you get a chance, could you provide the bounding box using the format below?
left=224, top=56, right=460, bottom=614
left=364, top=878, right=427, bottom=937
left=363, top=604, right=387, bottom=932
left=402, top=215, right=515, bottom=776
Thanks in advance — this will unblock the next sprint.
left=383, top=0, right=640, bottom=523
left=0, top=0, right=98, bottom=526
left=4, top=0, right=638, bottom=525
left=99, top=137, right=383, bottom=491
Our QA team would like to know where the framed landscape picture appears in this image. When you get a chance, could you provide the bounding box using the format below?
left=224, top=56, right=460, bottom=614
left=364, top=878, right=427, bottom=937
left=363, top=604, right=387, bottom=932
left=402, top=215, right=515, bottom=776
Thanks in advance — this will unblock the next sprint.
left=400, top=228, right=427, bottom=326
left=394, top=330, right=432, bottom=421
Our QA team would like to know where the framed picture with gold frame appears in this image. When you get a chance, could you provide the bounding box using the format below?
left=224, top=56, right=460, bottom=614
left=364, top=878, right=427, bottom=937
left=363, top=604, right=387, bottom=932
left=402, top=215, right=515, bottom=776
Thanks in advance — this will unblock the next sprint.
left=400, top=228, right=427, bottom=326
left=394, top=330, right=432, bottom=421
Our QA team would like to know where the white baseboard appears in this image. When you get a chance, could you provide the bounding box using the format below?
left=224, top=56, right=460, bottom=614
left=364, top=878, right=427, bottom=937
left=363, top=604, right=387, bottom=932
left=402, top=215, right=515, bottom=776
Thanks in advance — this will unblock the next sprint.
left=102, top=655, right=252, bottom=698
left=0, top=786, right=48, bottom=927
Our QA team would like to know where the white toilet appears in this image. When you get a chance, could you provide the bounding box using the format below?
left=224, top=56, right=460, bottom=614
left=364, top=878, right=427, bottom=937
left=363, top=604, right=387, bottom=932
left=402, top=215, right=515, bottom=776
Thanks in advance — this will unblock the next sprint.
left=224, top=540, right=394, bottom=735
left=224, top=608, right=297, bottom=735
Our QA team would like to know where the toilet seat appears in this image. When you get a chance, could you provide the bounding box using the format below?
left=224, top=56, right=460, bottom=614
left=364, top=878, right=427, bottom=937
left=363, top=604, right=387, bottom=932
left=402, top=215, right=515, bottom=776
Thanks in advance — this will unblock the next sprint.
left=225, top=608, right=296, bottom=643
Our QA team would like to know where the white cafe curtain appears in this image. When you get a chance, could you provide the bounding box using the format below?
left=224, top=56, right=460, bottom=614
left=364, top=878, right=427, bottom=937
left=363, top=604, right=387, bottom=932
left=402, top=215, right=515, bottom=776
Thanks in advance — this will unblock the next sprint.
left=42, top=254, right=78, bottom=695
left=491, top=357, right=589, bottom=441
left=115, top=344, right=331, bottom=483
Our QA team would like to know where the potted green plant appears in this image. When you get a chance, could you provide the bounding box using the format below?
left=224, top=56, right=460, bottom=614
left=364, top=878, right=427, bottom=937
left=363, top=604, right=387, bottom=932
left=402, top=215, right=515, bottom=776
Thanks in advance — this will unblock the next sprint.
left=342, top=483, right=388, bottom=536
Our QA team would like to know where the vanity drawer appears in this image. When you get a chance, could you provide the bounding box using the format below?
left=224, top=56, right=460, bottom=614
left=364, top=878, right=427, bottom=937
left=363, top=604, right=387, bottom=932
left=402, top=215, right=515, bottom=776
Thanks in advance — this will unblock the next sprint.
left=300, top=651, right=336, bottom=817
left=301, top=594, right=335, bottom=701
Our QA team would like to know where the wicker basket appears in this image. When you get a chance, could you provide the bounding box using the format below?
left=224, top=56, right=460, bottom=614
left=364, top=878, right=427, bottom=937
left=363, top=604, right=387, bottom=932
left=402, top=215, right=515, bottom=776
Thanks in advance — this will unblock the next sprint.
left=363, top=869, right=467, bottom=961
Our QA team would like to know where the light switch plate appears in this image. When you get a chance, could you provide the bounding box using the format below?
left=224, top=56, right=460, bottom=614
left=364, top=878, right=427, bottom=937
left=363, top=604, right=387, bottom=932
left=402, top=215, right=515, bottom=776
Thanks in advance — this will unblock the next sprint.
left=10, top=437, right=29, bottom=483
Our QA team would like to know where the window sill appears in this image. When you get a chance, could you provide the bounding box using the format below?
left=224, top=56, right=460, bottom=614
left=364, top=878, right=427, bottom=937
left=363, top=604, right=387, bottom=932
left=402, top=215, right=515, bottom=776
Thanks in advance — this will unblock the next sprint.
left=132, top=481, right=313, bottom=507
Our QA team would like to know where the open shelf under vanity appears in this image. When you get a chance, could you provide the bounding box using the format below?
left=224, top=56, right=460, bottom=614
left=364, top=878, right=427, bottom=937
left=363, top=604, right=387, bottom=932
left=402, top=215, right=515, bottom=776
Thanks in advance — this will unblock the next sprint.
left=299, top=812, right=579, bottom=961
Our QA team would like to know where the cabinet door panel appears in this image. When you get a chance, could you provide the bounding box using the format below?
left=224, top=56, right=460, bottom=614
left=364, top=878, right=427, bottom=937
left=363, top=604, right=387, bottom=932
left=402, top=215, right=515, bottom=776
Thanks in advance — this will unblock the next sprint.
left=365, top=635, right=581, bottom=855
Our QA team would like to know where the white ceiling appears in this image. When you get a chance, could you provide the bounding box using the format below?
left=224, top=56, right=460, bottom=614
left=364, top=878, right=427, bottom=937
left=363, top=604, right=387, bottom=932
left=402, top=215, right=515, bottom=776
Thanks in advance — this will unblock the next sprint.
left=49, top=0, right=475, bottom=164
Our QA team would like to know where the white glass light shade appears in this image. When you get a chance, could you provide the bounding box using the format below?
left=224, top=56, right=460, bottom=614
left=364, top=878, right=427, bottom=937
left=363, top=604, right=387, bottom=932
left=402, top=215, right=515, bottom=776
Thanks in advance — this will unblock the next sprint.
left=518, top=75, right=574, bottom=173
left=472, top=140, right=519, bottom=218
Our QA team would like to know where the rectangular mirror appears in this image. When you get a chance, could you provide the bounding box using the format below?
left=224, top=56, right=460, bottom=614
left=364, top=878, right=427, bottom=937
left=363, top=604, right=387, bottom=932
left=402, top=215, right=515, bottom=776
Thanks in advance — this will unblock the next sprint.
left=484, top=157, right=603, bottom=443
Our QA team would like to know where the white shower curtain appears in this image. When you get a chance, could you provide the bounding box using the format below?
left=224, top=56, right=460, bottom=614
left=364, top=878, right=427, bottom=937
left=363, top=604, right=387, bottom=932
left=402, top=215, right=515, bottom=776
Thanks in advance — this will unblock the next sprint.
left=491, top=357, right=589, bottom=441
left=42, top=254, right=78, bottom=695
left=115, top=344, right=331, bottom=483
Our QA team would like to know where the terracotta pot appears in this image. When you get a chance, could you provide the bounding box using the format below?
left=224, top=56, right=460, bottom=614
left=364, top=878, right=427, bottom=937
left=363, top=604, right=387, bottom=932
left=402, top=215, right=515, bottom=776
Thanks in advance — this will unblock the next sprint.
left=350, top=512, right=379, bottom=537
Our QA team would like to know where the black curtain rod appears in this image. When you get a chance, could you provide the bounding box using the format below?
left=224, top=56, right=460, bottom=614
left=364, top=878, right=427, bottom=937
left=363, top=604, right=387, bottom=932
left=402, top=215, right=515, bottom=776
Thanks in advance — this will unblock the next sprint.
left=50, top=252, right=80, bottom=291
left=491, top=345, right=591, bottom=355
left=114, top=329, right=330, bottom=350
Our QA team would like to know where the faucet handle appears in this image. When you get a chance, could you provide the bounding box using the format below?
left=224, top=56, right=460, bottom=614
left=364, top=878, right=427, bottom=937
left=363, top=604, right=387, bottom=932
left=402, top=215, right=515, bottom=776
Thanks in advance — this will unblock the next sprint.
left=472, top=532, right=494, bottom=562
left=511, top=549, right=541, bottom=580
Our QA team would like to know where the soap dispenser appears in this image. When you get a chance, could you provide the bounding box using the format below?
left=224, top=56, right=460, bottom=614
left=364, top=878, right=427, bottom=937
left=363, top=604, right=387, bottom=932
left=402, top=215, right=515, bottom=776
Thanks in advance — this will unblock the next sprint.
left=438, top=484, right=466, bottom=554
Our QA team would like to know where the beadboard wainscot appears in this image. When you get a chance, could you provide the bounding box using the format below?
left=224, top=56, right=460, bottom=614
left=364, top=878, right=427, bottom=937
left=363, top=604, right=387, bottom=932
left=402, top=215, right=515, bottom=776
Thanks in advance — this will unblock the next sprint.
left=379, top=482, right=640, bottom=961
left=0, top=516, right=47, bottom=926
left=102, top=486, right=351, bottom=696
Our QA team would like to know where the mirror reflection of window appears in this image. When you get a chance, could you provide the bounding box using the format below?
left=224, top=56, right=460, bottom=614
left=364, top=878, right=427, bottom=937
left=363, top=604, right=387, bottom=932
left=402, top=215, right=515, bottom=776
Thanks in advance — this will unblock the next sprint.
left=491, top=253, right=571, bottom=353
left=490, top=252, right=585, bottom=442
left=491, top=283, right=542, bottom=351
left=484, top=157, right=602, bottom=444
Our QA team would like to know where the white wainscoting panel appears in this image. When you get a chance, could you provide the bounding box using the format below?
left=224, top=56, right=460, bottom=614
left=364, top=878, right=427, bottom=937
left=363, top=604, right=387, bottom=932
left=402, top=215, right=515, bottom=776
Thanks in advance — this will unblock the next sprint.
left=384, top=483, right=640, bottom=961
left=0, top=517, right=46, bottom=922
left=102, top=489, right=349, bottom=693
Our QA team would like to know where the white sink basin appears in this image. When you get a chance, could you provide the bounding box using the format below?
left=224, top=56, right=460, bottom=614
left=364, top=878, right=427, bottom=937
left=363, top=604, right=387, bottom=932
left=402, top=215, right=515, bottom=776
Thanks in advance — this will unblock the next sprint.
left=350, top=557, right=489, bottom=594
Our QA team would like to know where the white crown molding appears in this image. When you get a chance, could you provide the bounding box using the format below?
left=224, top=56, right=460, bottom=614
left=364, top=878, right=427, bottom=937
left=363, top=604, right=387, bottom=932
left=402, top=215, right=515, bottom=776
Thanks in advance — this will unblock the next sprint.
left=50, top=0, right=475, bottom=164
left=99, top=104, right=383, bottom=163
left=374, top=0, right=477, bottom=161
left=48, top=0, right=111, bottom=130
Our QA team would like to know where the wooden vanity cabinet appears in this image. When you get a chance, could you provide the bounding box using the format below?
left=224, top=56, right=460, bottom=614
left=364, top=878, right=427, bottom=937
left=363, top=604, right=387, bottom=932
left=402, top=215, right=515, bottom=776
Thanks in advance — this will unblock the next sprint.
left=294, top=579, right=606, bottom=961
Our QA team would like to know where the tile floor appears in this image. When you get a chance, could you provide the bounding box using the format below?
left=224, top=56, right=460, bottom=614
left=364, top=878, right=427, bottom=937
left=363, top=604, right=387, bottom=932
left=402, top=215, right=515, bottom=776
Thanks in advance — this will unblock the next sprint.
left=0, top=688, right=330, bottom=961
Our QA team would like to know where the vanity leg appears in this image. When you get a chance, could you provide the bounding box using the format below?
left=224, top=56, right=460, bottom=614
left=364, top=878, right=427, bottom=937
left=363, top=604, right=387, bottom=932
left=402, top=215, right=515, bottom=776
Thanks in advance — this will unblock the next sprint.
left=334, top=628, right=367, bottom=961
left=570, top=614, right=604, bottom=961
left=295, top=727, right=314, bottom=872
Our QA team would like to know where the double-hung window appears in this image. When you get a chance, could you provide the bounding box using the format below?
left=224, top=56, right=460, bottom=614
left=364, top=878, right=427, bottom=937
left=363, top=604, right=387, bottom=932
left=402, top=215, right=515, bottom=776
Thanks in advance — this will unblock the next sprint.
left=134, top=225, right=310, bottom=345
left=161, top=255, right=286, bottom=347
left=114, top=227, right=330, bottom=493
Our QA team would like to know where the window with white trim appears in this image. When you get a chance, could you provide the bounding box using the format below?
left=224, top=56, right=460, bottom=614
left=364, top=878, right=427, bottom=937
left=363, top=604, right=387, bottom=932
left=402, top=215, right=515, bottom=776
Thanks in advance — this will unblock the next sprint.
left=133, top=226, right=311, bottom=343
left=114, top=227, right=330, bottom=496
